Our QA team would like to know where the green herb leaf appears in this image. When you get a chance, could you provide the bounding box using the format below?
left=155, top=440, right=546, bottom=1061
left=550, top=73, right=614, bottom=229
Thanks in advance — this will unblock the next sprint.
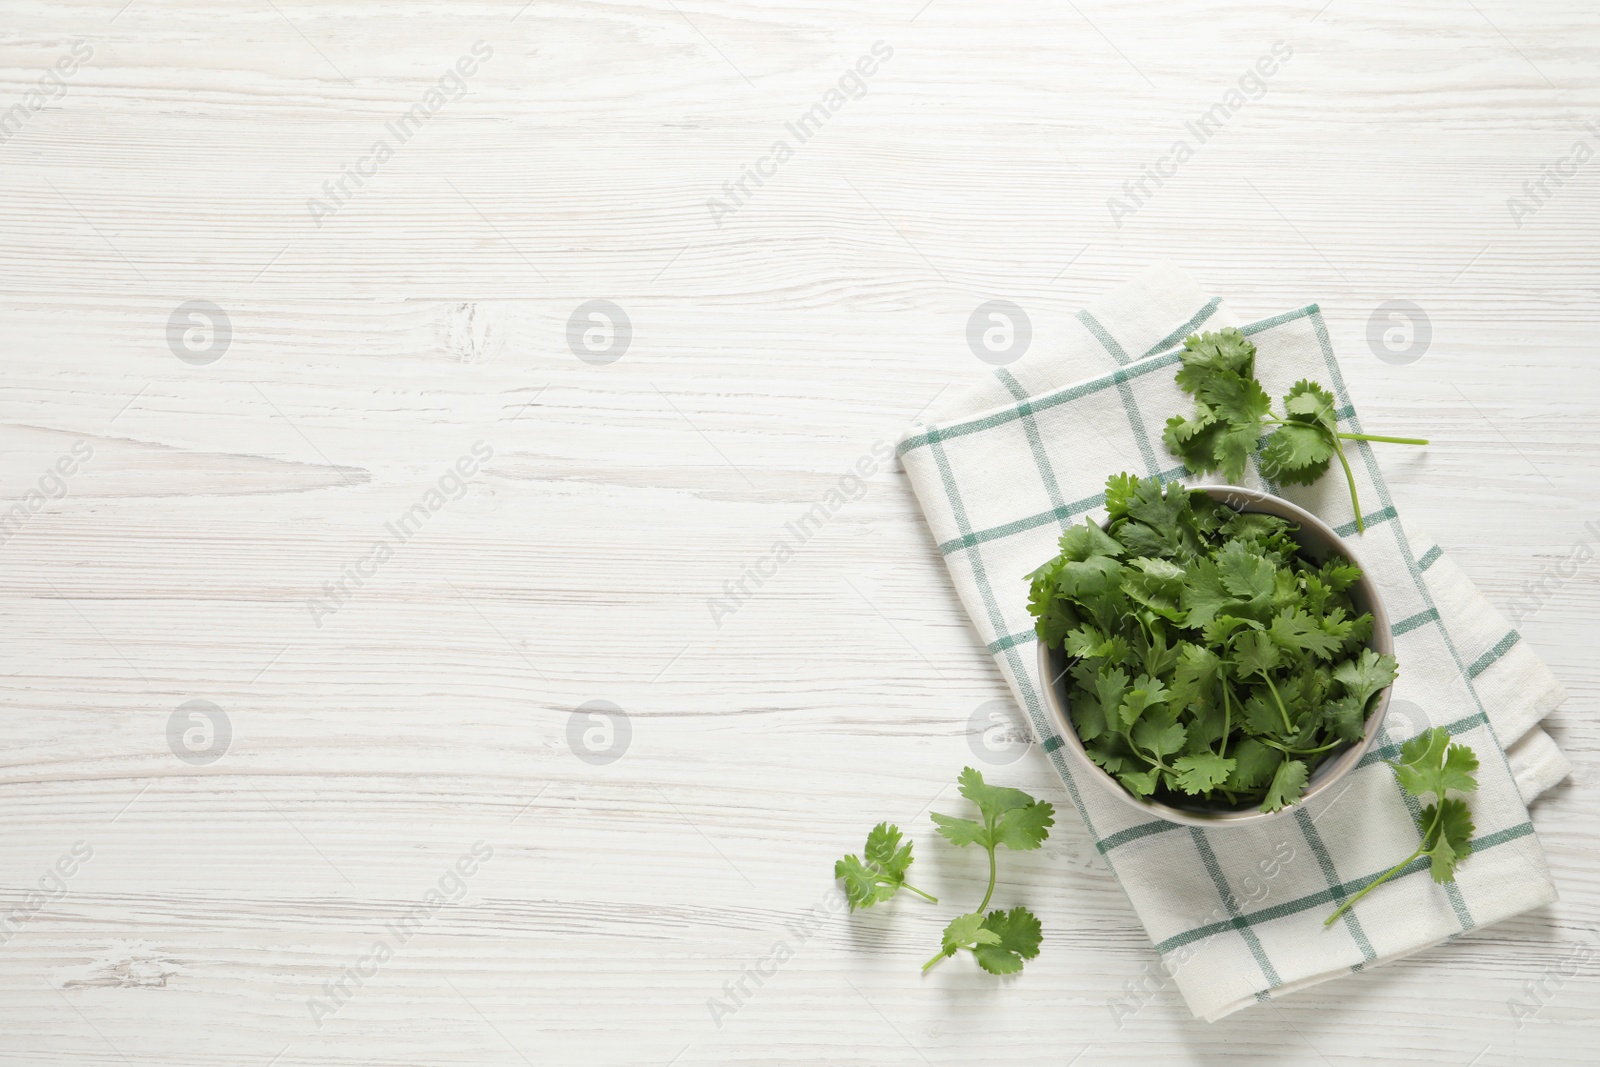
left=928, top=907, right=1043, bottom=975
left=1225, top=738, right=1282, bottom=790
left=1262, top=758, right=1309, bottom=812
left=1422, top=798, right=1475, bottom=883
left=1332, top=648, right=1399, bottom=714
left=1173, top=751, right=1237, bottom=795
left=1259, top=422, right=1335, bottom=486
left=1390, top=726, right=1479, bottom=801
left=972, top=907, right=1044, bottom=975
left=834, top=822, right=937, bottom=910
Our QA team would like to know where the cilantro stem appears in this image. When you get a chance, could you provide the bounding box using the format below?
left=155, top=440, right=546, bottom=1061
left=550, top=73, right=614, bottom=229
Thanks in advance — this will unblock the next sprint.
left=1324, top=804, right=1444, bottom=926
left=1331, top=438, right=1365, bottom=533
left=1219, top=680, right=1233, bottom=759
left=1262, top=416, right=1427, bottom=448
left=1261, top=736, right=1343, bottom=756
left=1216, top=684, right=1241, bottom=758
left=1261, top=673, right=1293, bottom=733
left=1337, top=432, right=1428, bottom=446
left=902, top=883, right=939, bottom=904
left=921, top=843, right=996, bottom=972
left=1127, top=736, right=1174, bottom=774
left=978, top=845, right=999, bottom=914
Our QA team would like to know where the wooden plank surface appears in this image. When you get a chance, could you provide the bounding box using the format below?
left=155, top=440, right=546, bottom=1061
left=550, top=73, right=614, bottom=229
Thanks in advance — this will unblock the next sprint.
left=1, top=0, right=1597, bottom=1063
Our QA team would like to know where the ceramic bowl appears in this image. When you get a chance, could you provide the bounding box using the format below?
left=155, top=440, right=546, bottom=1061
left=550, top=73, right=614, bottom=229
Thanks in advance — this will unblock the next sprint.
left=1035, top=485, right=1393, bottom=827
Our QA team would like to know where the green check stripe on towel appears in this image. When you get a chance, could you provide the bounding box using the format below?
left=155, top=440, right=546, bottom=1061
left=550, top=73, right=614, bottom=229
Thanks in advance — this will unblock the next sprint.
left=895, top=263, right=1569, bottom=1022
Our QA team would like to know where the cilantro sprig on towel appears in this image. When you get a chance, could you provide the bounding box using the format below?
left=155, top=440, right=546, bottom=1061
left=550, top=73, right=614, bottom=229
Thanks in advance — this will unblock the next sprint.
left=1161, top=329, right=1427, bottom=532
left=1028, top=473, right=1399, bottom=813
left=1324, top=727, right=1479, bottom=925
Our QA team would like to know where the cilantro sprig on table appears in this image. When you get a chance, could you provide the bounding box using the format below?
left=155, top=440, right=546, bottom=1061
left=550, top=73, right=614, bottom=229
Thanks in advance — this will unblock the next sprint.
left=1324, top=727, right=1479, bottom=925
left=925, top=767, right=1054, bottom=974
left=1028, top=472, right=1399, bottom=813
left=835, top=822, right=938, bottom=909
left=833, top=767, right=1054, bottom=976
left=1161, top=329, right=1427, bottom=532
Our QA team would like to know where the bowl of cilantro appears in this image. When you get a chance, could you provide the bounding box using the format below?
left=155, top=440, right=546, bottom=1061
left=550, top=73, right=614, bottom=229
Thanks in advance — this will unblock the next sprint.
left=1031, top=474, right=1397, bottom=825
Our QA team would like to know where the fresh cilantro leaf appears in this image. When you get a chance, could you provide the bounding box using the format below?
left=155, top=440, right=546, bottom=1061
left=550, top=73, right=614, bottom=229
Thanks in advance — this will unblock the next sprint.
left=1422, top=797, right=1475, bottom=883
left=1213, top=422, right=1262, bottom=484
left=1333, top=648, right=1399, bottom=713
left=1169, top=643, right=1225, bottom=712
left=1241, top=690, right=1286, bottom=736
left=1390, top=726, right=1479, bottom=800
left=1026, top=562, right=1079, bottom=649
left=1318, top=557, right=1362, bottom=592
left=1232, top=630, right=1283, bottom=680
left=1103, top=471, right=1141, bottom=523
left=1259, top=422, right=1335, bottom=486
left=1118, top=767, right=1160, bottom=797
left=930, top=812, right=985, bottom=848
left=1132, top=716, right=1186, bottom=759
left=1058, top=518, right=1124, bottom=562
left=1163, top=413, right=1228, bottom=480
left=926, top=907, right=1043, bottom=975
left=1262, top=758, right=1309, bottom=812
left=1200, top=372, right=1273, bottom=430
left=972, top=907, right=1043, bottom=974
left=834, top=822, right=937, bottom=910
left=1068, top=691, right=1107, bottom=743
left=1086, top=738, right=1136, bottom=775
left=1063, top=624, right=1106, bottom=660
left=1173, top=752, right=1237, bottom=795
left=1123, top=557, right=1186, bottom=620
left=1175, top=328, right=1256, bottom=392
left=1056, top=554, right=1125, bottom=599
left=1283, top=379, right=1338, bottom=430
left=1224, top=738, right=1282, bottom=790
left=1215, top=540, right=1277, bottom=601
left=1124, top=477, right=1192, bottom=534
left=1268, top=608, right=1345, bottom=661
left=1116, top=520, right=1179, bottom=561
left=1179, top=557, right=1234, bottom=628
left=930, top=770, right=1054, bottom=887
left=991, top=802, right=1056, bottom=851
left=1322, top=694, right=1367, bottom=743
left=1119, top=673, right=1171, bottom=727
left=1202, top=614, right=1256, bottom=646
left=926, top=911, right=1000, bottom=970
left=1095, top=667, right=1129, bottom=724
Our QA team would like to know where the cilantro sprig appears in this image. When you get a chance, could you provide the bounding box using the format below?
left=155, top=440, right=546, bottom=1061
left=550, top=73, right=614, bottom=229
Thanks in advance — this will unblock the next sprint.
left=1162, top=329, right=1427, bottom=532
left=925, top=768, right=1054, bottom=974
left=926, top=906, right=1042, bottom=975
left=835, top=822, right=938, bottom=909
left=834, top=767, right=1054, bottom=976
left=1324, top=727, right=1478, bottom=925
left=1029, top=472, right=1399, bottom=813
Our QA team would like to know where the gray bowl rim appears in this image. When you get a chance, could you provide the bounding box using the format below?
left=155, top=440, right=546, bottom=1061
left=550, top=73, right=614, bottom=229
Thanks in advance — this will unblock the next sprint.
left=1035, top=484, right=1394, bottom=827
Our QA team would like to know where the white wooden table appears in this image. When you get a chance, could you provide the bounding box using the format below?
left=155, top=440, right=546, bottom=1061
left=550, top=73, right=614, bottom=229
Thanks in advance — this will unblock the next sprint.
left=3, top=1, right=1597, bottom=1063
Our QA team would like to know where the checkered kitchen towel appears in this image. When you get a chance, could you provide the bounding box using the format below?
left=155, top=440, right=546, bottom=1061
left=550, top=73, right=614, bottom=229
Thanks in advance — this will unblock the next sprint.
left=897, top=262, right=1570, bottom=1021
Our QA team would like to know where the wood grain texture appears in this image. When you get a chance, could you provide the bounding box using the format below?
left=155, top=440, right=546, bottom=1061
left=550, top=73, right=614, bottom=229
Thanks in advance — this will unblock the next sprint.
left=1, top=0, right=1597, bottom=1063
